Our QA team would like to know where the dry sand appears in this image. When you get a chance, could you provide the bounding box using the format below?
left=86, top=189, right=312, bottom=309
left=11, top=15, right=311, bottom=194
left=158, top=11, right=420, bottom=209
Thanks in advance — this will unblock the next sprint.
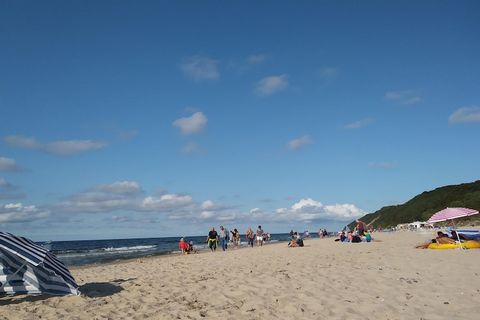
left=1, top=231, right=479, bottom=320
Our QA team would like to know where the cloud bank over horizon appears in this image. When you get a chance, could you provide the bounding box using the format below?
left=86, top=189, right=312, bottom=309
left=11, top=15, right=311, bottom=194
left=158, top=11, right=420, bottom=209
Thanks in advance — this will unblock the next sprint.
left=4, top=135, right=107, bottom=156
left=0, top=181, right=365, bottom=231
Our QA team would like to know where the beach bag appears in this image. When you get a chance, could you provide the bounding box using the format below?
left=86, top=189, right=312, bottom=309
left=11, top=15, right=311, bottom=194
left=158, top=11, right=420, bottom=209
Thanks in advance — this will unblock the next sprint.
left=352, top=235, right=362, bottom=243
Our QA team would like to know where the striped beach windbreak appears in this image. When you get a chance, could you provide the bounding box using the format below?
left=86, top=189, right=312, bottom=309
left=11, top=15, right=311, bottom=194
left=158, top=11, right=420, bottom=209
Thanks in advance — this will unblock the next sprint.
left=0, top=231, right=79, bottom=296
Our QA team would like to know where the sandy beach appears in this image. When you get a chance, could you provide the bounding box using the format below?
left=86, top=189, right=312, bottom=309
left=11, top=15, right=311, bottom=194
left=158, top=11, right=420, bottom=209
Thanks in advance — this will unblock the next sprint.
left=1, top=231, right=479, bottom=320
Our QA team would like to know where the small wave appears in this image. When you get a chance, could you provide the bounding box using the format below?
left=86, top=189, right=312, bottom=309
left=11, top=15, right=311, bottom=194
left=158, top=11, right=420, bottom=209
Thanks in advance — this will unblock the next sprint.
left=102, top=245, right=157, bottom=252
left=55, top=245, right=157, bottom=257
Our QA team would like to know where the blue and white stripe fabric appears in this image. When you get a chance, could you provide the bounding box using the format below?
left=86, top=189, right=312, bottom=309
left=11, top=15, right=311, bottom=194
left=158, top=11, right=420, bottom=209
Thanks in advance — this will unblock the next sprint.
left=0, top=231, right=79, bottom=296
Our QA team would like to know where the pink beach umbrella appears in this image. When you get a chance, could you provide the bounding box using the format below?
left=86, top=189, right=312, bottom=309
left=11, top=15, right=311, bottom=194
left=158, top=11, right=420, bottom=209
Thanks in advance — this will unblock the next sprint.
left=427, top=207, right=479, bottom=224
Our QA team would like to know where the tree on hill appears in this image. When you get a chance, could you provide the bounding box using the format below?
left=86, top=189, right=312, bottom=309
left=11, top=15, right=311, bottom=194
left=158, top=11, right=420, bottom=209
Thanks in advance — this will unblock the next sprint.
left=349, top=180, right=480, bottom=229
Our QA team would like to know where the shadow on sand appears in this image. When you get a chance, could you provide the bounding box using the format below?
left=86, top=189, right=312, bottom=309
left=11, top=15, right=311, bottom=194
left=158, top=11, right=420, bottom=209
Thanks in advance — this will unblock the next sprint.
left=0, top=279, right=134, bottom=304
left=79, top=281, right=124, bottom=298
left=0, top=294, right=52, bottom=305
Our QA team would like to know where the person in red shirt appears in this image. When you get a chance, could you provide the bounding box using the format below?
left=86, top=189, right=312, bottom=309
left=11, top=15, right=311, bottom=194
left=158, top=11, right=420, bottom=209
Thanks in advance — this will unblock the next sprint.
left=179, top=238, right=189, bottom=254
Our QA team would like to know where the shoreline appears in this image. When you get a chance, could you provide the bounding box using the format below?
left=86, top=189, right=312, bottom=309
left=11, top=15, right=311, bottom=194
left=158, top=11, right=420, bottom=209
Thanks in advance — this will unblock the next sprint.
left=69, top=237, right=293, bottom=270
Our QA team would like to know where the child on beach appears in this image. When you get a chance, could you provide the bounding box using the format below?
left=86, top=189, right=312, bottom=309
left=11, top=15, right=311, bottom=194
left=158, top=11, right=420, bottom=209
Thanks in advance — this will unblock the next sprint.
left=232, top=228, right=240, bottom=248
left=187, top=241, right=197, bottom=254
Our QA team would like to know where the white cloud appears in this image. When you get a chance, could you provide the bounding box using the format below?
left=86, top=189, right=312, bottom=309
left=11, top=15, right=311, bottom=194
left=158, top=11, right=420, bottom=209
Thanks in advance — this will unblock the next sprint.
left=198, top=210, right=236, bottom=222
left=56, top=181, right=194, bottom=215
left=249, top=198, right=364, bottom=223
left=343, top=118, right=374, bottom=129
left=57, top=181, right=141, bottom=213
left=288, top=197, right=364, bottom=221
left=197, top=200, right=233, bottom=222
left=0, top=157, right=21, bottom=172
left=96, top=181, right=142, bottom=194
left=287, top=135, right=312, bottom=150
left=448, top=106, right=480, bottom=124
left=44, top=140, right=107, bottom=155
left=173, top=112, right=208, bottom=135
left=247, top=54, right=268, bottom=65
left=323, top=204, right=364, bottom=219
left=368, top=161, right=398, bottom=169
left=291, top=198, right=323, bottom=211
left=255, top=74, right=288, bottom=96
left=201, top=200, right=215, bottom=210
left=4, top=135, right=107, bottom=155
left=250, top=208, right=262, bottom=214
left=0, top=203, right=49, bottom=223
left=51, top=180, right=243, bottom=225
left=141, top=194, right=193, bottom=211
left=181, top=56, right=219, bottom=81
left=199, top=211, right=215, bottom=220
left=384, top=90, right=422, bottom=105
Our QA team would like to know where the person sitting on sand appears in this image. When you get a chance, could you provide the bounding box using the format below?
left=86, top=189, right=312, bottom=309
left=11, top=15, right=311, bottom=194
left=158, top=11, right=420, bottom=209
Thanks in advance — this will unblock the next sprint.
left=288, top=235, right=304, bottom=247
left=415, top=231, right=456, bottom=249
left=187, top=241, right=197, bottom=254
left=363, top=231, right=372, bottom=242
left=334, top=231, right=347, bottom=242
left=351, top=233, right=362, bottom=243
left=347, top=231, right=353, bottom=242
left=179, top=238, right=189, bottom=254
left=207, top=227, right=218, bottom=252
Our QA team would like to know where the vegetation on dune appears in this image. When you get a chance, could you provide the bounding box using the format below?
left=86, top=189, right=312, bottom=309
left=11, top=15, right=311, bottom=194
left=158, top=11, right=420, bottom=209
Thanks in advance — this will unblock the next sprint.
left=349, top=180, right=480, bottom=229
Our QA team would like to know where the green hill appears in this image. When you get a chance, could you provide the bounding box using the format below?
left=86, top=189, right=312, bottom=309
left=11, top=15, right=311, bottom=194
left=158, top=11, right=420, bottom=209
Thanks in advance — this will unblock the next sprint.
left=349, top=180, right=480, bottom=229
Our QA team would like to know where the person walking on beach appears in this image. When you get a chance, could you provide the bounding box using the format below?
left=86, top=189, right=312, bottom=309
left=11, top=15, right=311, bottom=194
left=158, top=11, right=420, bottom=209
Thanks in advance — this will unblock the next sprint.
left=207, top=227, right=218, bottom=252
left=219, top=226, right=229, bottom=251
left=246, top=227, right=255, bottom=247
left=256, top=225, right=264, bottom=247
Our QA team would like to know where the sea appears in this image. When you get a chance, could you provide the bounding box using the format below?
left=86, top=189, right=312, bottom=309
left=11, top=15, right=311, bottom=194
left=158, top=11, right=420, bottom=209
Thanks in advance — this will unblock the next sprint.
left=38, top=232, right=324, bottom=267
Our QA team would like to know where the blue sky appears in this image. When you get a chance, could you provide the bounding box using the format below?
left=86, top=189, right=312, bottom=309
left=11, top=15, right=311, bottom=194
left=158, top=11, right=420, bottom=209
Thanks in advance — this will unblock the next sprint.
left=1, top=1, right=479, bottom=241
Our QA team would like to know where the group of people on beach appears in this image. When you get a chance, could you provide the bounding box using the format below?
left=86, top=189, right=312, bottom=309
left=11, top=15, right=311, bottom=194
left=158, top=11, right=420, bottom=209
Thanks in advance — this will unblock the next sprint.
left=288, top=230, right=305, bottom=247
left=206, top=225, right=270, bottom=252
left=334, top=220, right=373, bottom=243
left=178, top=238, right=197, bottom=254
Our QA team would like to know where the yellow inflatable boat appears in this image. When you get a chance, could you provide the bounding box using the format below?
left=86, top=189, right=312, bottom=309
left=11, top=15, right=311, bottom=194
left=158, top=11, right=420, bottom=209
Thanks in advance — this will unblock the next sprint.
left=427, top=240, right=480, bottom=250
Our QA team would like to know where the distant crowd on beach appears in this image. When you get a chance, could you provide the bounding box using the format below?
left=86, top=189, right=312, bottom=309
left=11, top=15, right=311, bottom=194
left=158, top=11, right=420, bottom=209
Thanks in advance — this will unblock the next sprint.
left=177, top=219, right=380, bottom=254
left=206, top=225, right=272, bottom=252
left=178, top=225, right=272, bottom=254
